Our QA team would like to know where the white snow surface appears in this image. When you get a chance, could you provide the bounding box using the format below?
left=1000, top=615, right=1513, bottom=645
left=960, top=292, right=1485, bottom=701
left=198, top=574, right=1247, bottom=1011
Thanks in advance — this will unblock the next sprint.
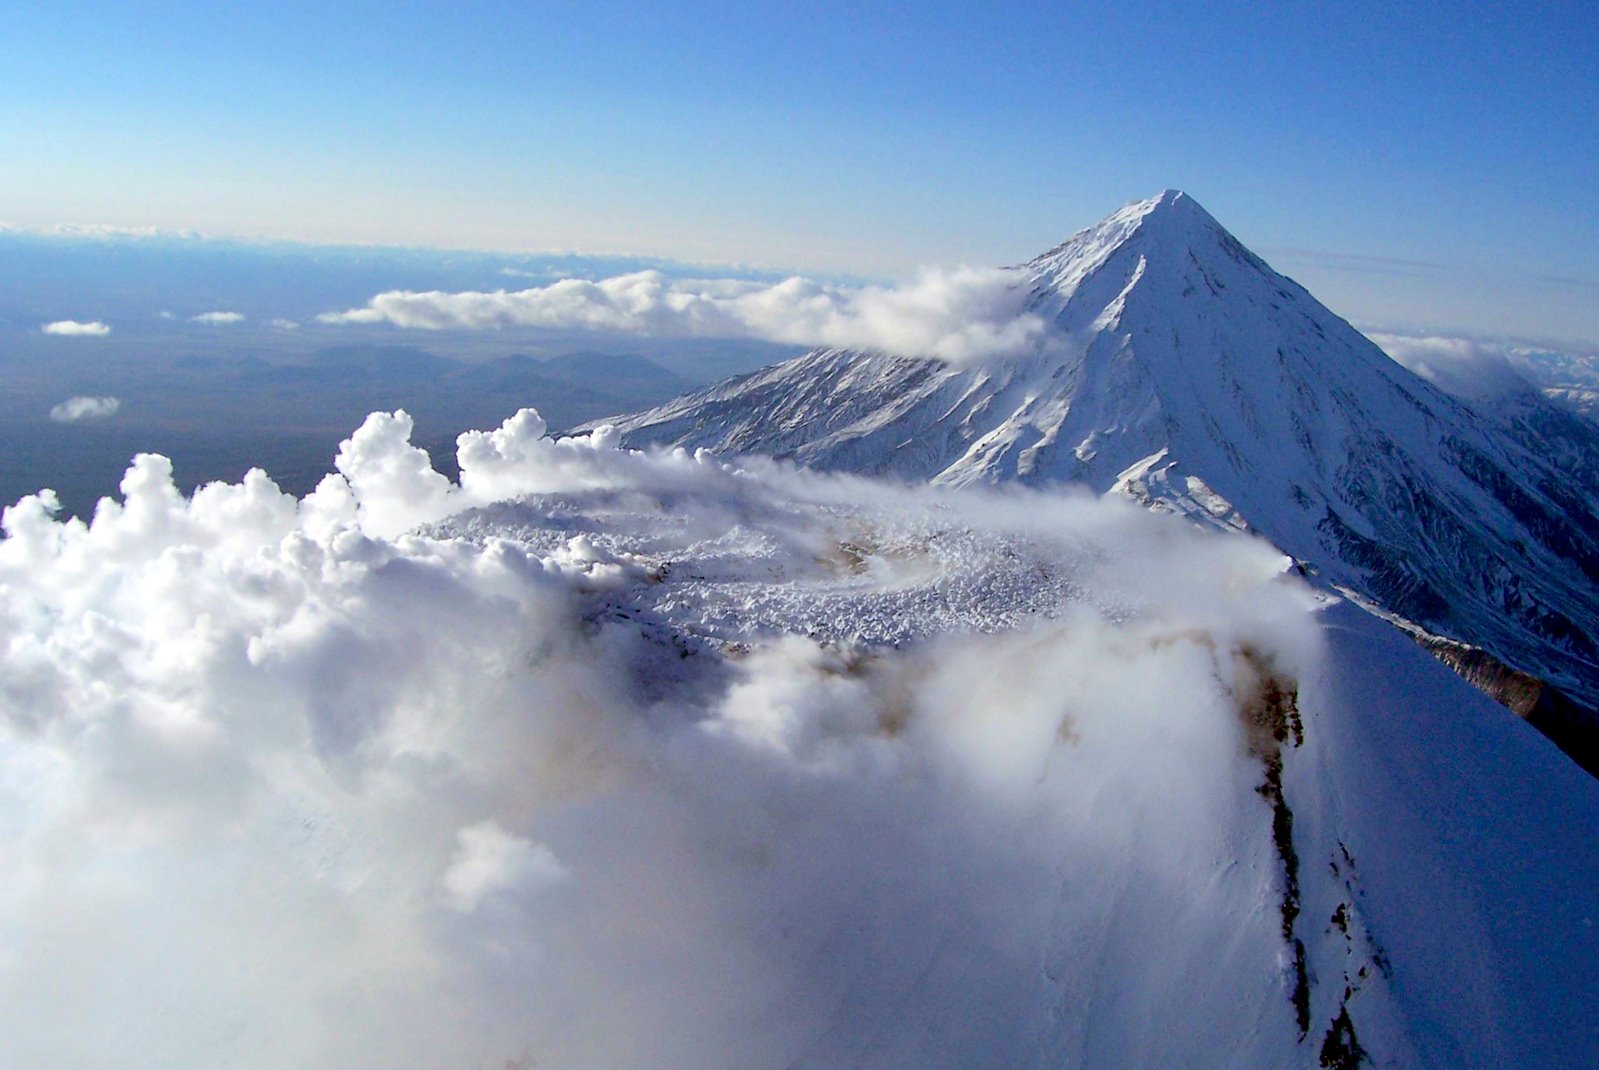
left=601, top=191, right=1599, bottom=717
left=0, top=408, right=1594, bottom=1068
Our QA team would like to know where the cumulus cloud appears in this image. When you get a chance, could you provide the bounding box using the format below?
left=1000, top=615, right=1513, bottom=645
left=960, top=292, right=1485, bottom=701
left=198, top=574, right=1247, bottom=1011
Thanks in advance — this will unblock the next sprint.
left=444, top=821, right=569, bottom=913
left=0, top=406, right=1329, bottom=1067
left=41, top=319, right=111, bottom=337
left=266, top=317, right=300, bottom=330
left=191, top=310, right=245, bottom=325
left=320, top=266, right=1046, bottom=361
left=48, top=395, right=121, bottom=422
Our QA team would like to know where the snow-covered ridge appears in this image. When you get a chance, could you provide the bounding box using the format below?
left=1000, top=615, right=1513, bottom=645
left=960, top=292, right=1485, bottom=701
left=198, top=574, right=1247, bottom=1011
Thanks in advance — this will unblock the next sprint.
left=599, top=191, right=1599, bottom=768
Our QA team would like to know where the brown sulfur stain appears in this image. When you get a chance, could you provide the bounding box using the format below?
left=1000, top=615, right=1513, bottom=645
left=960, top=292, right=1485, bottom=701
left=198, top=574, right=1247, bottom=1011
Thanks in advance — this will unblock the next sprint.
left=1234, top=644, right=1304, bottom=757
left=810, top=643, right=917, bottom=739
left=877, top=695, right=912, bottom=739
left=1230, top=644, right=1311, bottom=1037
left=1055, top=714, right=1081, bottom=746
left=826, top=541, right=872, bottom=575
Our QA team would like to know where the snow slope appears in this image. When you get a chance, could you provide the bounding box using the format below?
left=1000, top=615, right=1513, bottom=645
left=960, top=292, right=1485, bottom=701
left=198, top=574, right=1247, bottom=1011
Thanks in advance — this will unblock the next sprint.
left=600, top=192, right=1599, bottom=760
left=2, top=409, right=1593, bottom=1067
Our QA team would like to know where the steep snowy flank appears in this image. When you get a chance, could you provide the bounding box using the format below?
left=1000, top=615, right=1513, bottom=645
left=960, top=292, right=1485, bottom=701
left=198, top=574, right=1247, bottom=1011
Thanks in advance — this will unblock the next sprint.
left=1, top=408, right=1593, bottom=1068
left=601, top=191, right=1599, bottom=765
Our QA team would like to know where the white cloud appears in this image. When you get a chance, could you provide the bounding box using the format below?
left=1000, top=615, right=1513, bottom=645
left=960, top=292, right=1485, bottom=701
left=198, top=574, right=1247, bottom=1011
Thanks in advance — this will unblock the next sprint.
left=266, top=317, right=300, bottom=330
left=444, top=821, right=568, bottom=913
left=48, top=396, right=121, bottom=422
left=28, top=222, right=201, bottom=240
left=1366, top=329, right=1536, bottom=401
left=1366, top=328, right=1599, bottom=415
left=41, top=319, right=111, bottom=337
left=0, top=404, right=1330, bottom=1067
left=320, top=266, right=1046, bottom=361
left=191, top=310, right=245, bottom=325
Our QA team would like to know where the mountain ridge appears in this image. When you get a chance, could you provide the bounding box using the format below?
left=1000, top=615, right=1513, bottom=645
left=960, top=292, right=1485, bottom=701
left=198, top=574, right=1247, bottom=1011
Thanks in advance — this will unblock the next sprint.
left=594, top=191, right=1599, bottom=768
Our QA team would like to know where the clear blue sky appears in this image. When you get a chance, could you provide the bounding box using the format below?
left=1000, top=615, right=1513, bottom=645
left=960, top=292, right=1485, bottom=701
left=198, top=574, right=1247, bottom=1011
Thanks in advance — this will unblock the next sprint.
left=4, top=1, right=1597, bottom=341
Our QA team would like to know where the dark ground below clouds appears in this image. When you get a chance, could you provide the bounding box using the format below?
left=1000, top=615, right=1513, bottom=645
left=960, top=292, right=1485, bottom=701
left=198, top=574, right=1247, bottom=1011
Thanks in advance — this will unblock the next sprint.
left=0, top=343, right=784, bottom=520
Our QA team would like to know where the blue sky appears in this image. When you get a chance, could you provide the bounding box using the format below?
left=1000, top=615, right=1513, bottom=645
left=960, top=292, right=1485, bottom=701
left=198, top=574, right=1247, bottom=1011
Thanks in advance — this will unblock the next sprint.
left=4, top=1, right=1597, bottom=341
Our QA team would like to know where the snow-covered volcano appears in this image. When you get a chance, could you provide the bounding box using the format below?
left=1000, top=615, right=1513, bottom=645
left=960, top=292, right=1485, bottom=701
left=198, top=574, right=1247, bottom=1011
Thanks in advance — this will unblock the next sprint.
left=601, top=191, right=1599, bottom=766
left=6, top=197, right=1595, bottom=1069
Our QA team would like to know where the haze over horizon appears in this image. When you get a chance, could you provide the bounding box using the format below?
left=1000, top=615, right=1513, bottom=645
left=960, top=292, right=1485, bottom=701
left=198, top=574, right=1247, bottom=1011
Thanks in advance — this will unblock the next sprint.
left=4, top=3, right=1598, bottom=343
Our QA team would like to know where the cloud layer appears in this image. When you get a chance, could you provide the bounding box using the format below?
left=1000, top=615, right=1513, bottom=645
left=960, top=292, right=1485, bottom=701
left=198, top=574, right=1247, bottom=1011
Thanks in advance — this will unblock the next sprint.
left=41, top=319, right=110, bottom=336
left=321, top=267, right=1046, bottom=361
left=0, top=407, right=1323, bottom=1068
left=48, top=395, right=121, bottom=422
left=1367, top=330, right=1538, bottom=401
left=1368, top=328, right=1599, bottom=416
